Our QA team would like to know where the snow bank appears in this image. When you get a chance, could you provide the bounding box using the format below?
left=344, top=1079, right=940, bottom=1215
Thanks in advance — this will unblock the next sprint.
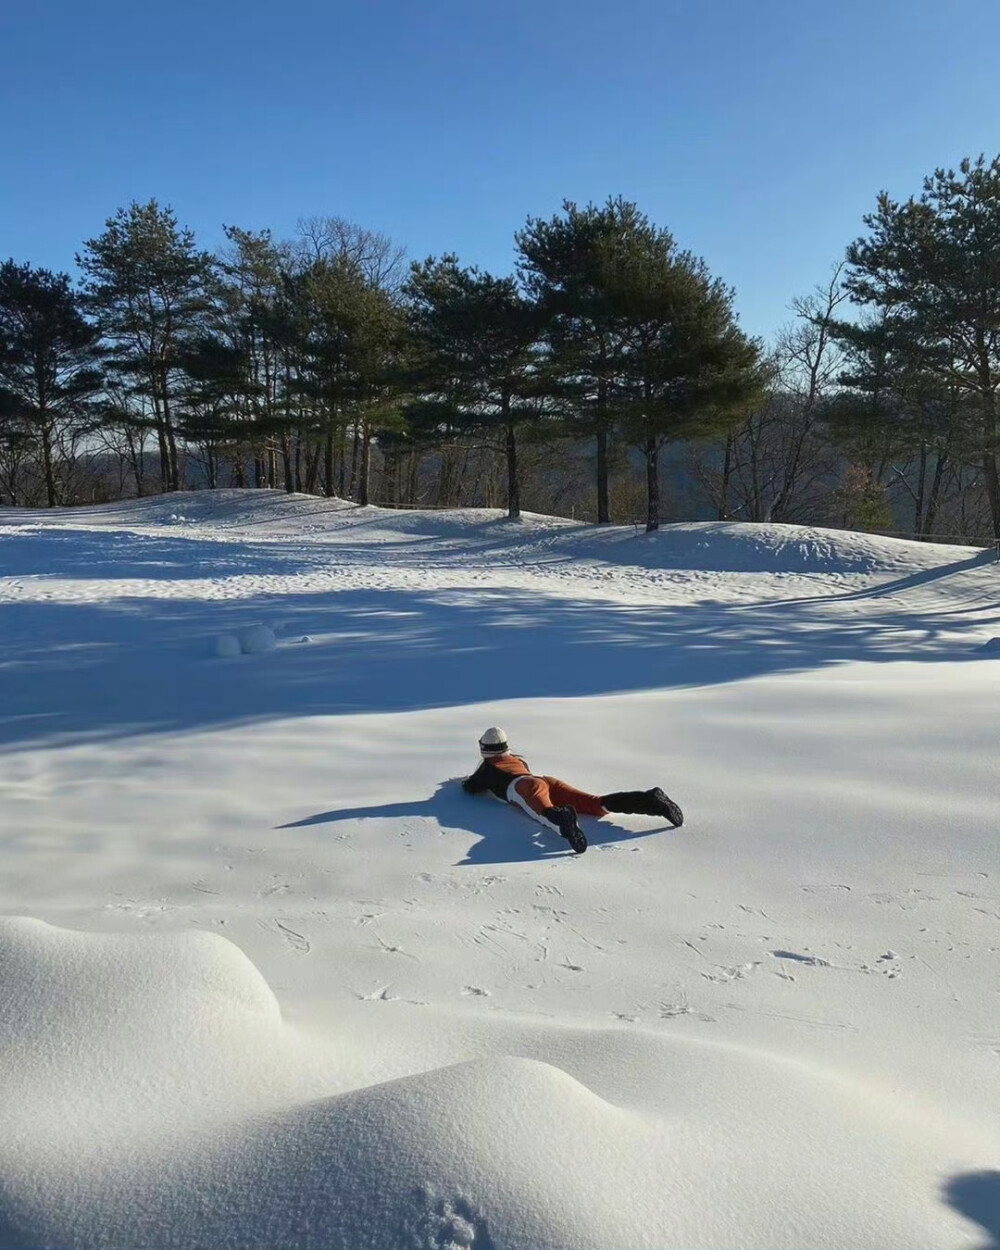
left=2, top=488, right=983, bottom=581
left=0, top=919, right=985, bottom=1249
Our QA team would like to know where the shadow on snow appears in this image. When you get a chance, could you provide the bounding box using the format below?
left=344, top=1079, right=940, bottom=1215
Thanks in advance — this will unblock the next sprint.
left=278, top=780, right=668, bottom=866
left=0, top=560, right=993, bottom=752
left=0, top=527, right=338, bottom=581
left=944, top=1171, right=1000, bottom=1250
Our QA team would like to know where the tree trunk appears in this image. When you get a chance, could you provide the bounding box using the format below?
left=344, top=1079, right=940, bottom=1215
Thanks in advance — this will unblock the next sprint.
left=304, top=441, right=321, bottom=495
left=596, top=422, right=610, bottom=523
left=294, top=435, right=302, bottom=493
left=254, top=456, right=265, bottom=488
left=161, top=380, right=180, bottom=492
left=924, top=448, right=948, bottom=537
left=358, top=422, right=371, bottom=506
left=349, top=422, right=360, bottom=499
left=596, top=357, right=610, bottom=523
left=154, top=393, right=169, bottom=493
left=126, top=427, right=145, bottom=498
left=980, top=386, right=1000, bottom=540
left=503, top=393, right=520, bottom=520
left=645, top=428, right=660, bottom=533
left=914, top=441, right=928, bottom=535
left=324, top=425, right=335, bottom=497
left=41, top=423, right=57, bottom=507
left=337, top=427, right=347, bottom=496
left=407, top=449, right=419, bottom=505
left=436, top=447, right=454, bottom=505
left=281, top=436, right=293, bottom=493
left=983, top=449, right=1000, bottom=540
left=719, top=432, right=734, bottom=520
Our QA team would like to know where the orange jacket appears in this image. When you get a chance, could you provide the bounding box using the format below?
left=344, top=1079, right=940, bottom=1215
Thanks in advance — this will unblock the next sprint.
left=462, top=753, right=531, bottom=800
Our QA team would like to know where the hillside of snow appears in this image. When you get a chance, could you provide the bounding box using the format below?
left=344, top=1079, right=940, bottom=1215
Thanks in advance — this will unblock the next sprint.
left=0, top=490, right=997, bottom=1249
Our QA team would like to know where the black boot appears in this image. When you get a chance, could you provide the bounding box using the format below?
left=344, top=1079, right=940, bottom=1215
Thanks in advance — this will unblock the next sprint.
left=602, top=788, right=684, bottom=828
left=546, top=805, right=588, bottom=854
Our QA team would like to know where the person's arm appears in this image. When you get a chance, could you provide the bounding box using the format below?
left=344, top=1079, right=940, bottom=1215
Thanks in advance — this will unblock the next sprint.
left=462, top=761, right=491, bottom=794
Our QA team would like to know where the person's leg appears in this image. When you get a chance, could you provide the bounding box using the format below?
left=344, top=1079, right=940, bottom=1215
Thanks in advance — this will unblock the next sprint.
left=508, top=776, right=589, bottom=853
left=602, top=787, right=683, bottom=827
left=543, top=776, right=607, bottom=818
left=508, top=775, right=556, bottom=826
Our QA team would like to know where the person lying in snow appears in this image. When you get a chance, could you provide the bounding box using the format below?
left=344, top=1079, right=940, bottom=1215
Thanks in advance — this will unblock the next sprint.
left=462, top=727, right=683, bottom=855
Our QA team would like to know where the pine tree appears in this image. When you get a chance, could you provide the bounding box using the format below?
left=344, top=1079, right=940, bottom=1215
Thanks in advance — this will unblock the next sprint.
left=77, top=201, right=212, bottom=492
left=0, top=260, right=102, bottom=506
left=517, top=198, right=761, bottom=528
left=207, top=226, right=299, bottom=490
left=516, top=198, right=641, bottom=522
left=405, top=257, right=544, bottom=519
left=611, top=241, right=764, bottom=531
left=299, top=255, right=405, bottom=504
left=845, top=156, right=1000, bottom=538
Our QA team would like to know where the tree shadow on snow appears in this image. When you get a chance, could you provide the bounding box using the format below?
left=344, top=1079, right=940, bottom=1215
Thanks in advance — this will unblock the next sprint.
left=278, top=780, right=667, bottom=865
left=944, top=1171, right=1000, bottom=1250
left=0, top=550, right=993, bottom=751
left=759, top=549, right=998, bottom=608
left=0, top=526, right=334, bottom=581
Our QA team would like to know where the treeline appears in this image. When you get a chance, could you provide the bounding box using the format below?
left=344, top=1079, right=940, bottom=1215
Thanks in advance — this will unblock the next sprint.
left=3, top=158, right=1000, bottom=541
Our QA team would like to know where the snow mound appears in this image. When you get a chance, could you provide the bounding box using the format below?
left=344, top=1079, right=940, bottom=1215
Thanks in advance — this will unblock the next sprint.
left=3, top=488, right=984, bottom=583
left=238, top=623, right=277, bottom=654
left=562, top=518, right=984, bottom=575
left=208, top=622, right=275, bottom=655
left=0, top=919, right=984, bottom=1249
left=0, top=918, right=289, bottom=1141
left=212, top=633, right=242, bottom=658
left=212, top=625, right=278, bottom=658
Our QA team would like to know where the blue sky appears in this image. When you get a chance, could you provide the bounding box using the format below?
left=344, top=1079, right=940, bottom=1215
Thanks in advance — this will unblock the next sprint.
left=3, top=0, right=1000, bottom=340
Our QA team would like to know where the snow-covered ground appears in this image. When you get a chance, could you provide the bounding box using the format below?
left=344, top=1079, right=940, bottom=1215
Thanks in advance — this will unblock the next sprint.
left=0, top=489, right=996, bottom=1250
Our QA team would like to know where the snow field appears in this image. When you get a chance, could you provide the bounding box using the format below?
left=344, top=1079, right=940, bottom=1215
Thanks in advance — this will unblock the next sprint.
left=0, top=490, right=996, bottom=1248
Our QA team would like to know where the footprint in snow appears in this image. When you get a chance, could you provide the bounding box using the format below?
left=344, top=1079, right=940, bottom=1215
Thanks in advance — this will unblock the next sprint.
left=257, top=918, right=310, bottom=953
left=701, top=961, right=760, bottom=984
left=408, top=1186, right=493, bottom=1250
left=770, top=950, right=831, bottom=967
left=659, top=1002, right=694, bottom=1020
left=859, top=951, right=902, bottom=978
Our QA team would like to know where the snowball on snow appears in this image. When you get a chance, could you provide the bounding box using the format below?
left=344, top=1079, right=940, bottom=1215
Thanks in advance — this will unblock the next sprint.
left=238, top=624, right=277, bottom=654
left=213, top=634, right=242, bottom=659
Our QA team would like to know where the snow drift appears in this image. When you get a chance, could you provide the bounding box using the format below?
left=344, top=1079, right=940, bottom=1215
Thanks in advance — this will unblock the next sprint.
left=0, top=918, right=988, bottom=1249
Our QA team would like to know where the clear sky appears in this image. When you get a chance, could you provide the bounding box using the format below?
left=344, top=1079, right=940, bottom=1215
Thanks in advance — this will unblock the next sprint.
left=4, top=0, right=1000, bottom=341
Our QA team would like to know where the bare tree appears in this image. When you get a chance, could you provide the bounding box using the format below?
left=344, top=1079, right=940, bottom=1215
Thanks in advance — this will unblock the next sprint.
left=295, top=216, right=407, bottom=295
left=692, top=266, right=848, bottom=523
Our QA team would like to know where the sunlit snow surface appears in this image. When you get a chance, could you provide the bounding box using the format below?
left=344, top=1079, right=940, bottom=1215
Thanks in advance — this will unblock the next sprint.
left=0, top=491, right=996, bottom=1249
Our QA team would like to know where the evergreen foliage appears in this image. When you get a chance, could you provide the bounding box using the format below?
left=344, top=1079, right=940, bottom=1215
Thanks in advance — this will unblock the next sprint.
left=0, top=261, right=103, bottom=506
left=77, top=200, right=213, bottom=493
left=1, top=167, right=997, bottom=544
left=518, top=198, right=763, bottom=531
left=405, top=256, right=545, bottom=519
left=844, top=156, right=1000, bottom=538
